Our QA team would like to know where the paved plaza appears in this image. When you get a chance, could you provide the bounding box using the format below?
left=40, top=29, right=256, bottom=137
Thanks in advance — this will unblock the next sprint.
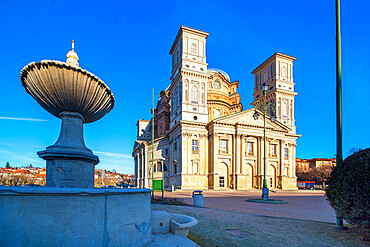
left=152, top=190, right=367, bottom=246
left=159, top=190, right=337, bottom=223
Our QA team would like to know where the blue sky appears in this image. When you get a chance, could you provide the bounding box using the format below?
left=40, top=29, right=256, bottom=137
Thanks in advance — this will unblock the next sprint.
left=0, top=1, right=368, bottom=173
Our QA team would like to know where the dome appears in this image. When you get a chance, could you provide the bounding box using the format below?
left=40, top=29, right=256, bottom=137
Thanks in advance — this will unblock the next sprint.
left=208, top=68, right=230, bottom=81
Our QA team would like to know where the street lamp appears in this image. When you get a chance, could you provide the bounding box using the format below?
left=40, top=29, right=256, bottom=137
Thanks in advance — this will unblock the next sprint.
left=253, top=83, right=276, bottom=200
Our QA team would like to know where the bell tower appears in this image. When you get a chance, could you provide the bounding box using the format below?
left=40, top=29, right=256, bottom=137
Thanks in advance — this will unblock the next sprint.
left=252, top=53, right=297, bottom=133
left=169, top=26, right=209, bottom=128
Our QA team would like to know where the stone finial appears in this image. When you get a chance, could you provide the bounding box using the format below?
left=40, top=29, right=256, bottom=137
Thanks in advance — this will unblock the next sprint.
left=66, top=40, right=79, bottom=67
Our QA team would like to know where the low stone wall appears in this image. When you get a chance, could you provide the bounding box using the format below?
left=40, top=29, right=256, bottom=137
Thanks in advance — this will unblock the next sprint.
left=0, top=187, right=152, bottom=247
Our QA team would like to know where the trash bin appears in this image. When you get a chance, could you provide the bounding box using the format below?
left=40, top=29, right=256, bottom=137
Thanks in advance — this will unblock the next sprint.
left=192, top=190, right=203, bottom=207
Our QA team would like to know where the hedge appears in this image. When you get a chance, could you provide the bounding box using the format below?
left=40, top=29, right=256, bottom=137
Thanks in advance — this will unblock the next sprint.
left=326, top=148, right=370, bottom=228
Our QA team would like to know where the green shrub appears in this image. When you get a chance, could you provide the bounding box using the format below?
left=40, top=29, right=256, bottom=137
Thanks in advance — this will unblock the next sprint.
left=326, top=148, right=370, bottom=228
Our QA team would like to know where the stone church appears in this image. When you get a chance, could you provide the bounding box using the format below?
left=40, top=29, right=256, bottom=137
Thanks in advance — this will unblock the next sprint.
left=132, top=26, right=299, bottom=190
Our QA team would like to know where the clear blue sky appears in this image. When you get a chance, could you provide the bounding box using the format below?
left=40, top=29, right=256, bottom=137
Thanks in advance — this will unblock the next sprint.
left=0, top=1, right=368, bottom=173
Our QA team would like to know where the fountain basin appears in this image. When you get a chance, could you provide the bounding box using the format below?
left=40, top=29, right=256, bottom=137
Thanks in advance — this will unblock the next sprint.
left=0, top=187, right=152, bottom=247
left=151, top=211, right=198, bottom=237
left=20, top=60, right=114, bottom=123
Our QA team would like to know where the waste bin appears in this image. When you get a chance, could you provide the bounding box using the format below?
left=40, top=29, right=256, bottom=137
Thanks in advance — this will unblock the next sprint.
left=192, top=190, right=203, bottom=207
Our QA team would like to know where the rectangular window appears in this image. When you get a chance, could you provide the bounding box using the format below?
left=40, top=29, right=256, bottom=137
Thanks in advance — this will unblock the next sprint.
left=284, top=148, right=288, bottom=159
left=219, top=176, right=225, bottom=187
left=220, top=140, right=228, bottom=152
left=270, top=144, right=277, bottom=155
left=247, top=142, right=253, bottom=155
left=174, top=142, right=177, bottom=151
left=192, top=140, right=199, bottom=153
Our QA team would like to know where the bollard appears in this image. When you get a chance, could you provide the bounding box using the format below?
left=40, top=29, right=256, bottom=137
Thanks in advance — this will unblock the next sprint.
left=192, top=190, right=203, bottom=207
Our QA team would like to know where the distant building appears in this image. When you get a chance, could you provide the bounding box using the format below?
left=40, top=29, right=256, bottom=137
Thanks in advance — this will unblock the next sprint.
left=133, top=26, right=300, bottom=190
left=296, top=158, right=310, bottom=172
left=296, top=158, right=335, bottom=173
left=308, top=158, right=336, bottom=169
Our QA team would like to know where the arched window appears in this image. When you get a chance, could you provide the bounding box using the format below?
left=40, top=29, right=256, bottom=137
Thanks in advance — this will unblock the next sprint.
left=263, top=72, right=268, bottom=83
left=213, top=80, right=221, bottom=90
left=191, top=86, right=199, bottom=102
left=282, top=66, right=287, bottom=77
left=282, top=100, right=288, bottom=118
left=214, top=109, right=221, bottom=119
left=190, top=44, right=197, bottom=55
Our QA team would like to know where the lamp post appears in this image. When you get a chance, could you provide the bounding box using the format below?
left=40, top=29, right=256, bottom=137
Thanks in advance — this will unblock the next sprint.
left=253, top=83, right=276, bottom=200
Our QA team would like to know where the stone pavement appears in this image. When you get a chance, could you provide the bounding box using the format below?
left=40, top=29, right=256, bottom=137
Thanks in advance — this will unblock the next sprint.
left=152, top=202, right=367, bottom=247
left=157, top=190, right=337, bottom=223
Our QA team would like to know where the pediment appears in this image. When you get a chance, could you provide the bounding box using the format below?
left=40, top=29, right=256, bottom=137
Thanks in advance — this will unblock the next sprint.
left=213, top=108, right=291, bottom=132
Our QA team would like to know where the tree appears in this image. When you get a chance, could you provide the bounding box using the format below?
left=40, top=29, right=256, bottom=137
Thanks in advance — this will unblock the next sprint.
left=326, top=148, right=370, bottom=229
left=348, top=147, right=362, bottom=155
left=5, top=162, right=11, bottom=168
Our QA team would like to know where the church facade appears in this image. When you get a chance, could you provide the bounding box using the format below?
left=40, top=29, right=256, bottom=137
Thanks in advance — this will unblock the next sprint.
left=132, top=26, right=300, bottom=190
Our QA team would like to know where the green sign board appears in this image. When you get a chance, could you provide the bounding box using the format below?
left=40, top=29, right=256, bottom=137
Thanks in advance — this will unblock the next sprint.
left=153, top=180, right=163, bottom=191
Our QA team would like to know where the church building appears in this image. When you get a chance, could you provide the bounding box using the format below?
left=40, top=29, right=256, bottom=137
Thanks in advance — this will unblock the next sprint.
left=132, top=26, right=300, bottom=190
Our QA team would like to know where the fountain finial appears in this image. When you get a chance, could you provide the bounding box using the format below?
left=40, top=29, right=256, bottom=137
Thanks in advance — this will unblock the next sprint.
left=66, top=39, right=79, bottom=67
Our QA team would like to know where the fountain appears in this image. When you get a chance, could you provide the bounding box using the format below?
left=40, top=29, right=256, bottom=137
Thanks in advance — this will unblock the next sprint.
left=20, top=40, right=113, bottom=188
left=0, top=41, right=153, bottom=246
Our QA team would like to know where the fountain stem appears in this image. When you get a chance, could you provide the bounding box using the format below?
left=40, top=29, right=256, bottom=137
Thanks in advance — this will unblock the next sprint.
left=38, top=111, right=99, bottom=188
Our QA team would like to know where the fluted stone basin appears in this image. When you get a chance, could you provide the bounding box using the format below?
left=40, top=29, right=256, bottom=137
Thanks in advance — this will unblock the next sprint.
left=20, top=60, right=114, bottom=123
left=20, top=57, right=114, bottom=188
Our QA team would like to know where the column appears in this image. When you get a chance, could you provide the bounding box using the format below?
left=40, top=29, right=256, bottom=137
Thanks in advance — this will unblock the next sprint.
left=292, top=145, right=296, bottom=177
left=187, top=135, right=192, bottom=174
left=137, top=153, right=141, bottom=188
left=240, top=135, right=245, bottom=174
left=280, top=140, right=284, bottom=176
left=257, top=136, right=263, bottom=189
left=234, top=134, right=240, bottom=189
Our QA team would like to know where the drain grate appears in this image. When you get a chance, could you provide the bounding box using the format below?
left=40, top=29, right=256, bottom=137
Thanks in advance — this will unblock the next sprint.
left=225, top=229, right=255, bottom=237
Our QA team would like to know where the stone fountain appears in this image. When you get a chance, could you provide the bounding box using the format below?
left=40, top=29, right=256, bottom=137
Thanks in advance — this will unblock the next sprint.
left=21, top=40, right=114, bottom=188
left=0, top=42, right=153, bottom=247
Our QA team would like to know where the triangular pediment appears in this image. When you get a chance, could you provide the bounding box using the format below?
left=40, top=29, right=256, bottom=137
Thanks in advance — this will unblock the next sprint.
left=213, top=108, right=291, bottom=132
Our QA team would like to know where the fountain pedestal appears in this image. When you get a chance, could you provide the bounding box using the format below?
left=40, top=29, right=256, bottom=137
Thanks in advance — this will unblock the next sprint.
left=38, top=111, right=99, bottom=188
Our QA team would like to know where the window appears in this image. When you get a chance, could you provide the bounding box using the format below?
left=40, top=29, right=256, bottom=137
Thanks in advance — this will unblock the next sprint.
left=263, top=72, right=268, bottom=83
left=213, top=80, right=221, bottom=90
left=214, top=109, right=221, bottom=119
left=165, top=149, right=169, bottom=155
left=192, top=140, right=199, bottom=153
left=174, top=164, right=177, bottom=174
left=191, top=86, right=199, bottom=102
left=270, top=144, right=277, bottom=156
left=282, top=66, right=287, bottom=77
left=157, top=163, right=162, bottom=172
left=284, top=148, right=288, bottom=159
left=247, top=142, right=253, bottom=154
left=219, top=176, right=225, bottom=187
left=220, top=140, right=228, bottom=152
left=190, top=44, right=197, bottom=55
left=192, top=162, right=198, bottom=174
left=282, top=100, right=288, bottom=118
left=174, top=142, right=177, bottom=151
